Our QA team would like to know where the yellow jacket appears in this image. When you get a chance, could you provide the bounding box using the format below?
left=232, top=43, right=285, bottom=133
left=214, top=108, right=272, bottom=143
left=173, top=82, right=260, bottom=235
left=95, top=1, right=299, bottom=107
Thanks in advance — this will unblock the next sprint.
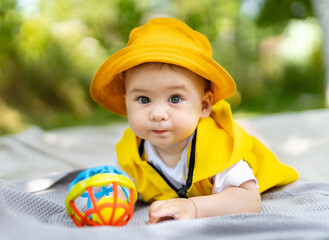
left=116, top=100, right=299, bottom=203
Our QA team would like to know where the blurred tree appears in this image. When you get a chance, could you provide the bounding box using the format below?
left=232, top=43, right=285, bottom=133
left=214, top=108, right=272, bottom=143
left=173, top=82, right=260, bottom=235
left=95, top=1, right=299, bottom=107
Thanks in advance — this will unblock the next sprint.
left=0, top=0, right=27, bottom=133
left=312, top=0, right=329, bottom=107
left=0, top=0, right=21, bottom=63
left=257, top=0, right=313, bottom=26
left=247, top=0, right=325, bottom=112
left=0, top=0, right=148, bottom=134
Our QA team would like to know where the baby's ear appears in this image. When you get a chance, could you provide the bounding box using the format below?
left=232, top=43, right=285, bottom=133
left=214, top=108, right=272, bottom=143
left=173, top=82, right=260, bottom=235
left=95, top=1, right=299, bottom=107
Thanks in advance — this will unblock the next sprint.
left=200, top=91, right=213, bottom=118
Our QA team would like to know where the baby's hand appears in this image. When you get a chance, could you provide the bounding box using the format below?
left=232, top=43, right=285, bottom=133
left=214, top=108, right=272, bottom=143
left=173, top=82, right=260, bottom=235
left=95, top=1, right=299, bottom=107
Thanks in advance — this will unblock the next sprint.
left=147, top=198, right=197, bottom=224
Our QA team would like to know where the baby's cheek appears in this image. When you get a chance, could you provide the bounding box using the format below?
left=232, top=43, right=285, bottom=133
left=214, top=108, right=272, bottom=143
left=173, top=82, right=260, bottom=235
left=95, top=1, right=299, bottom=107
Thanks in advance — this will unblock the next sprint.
left=177, top=115, right=199, bottom=133
left=129, top=117, right=149, bottom=138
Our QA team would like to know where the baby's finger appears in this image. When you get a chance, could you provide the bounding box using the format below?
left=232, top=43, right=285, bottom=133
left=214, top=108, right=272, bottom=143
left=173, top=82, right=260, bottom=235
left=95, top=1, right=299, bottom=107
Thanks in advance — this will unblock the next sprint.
left=148, top=200, right=166, bottom=214
left=148, top=204, right=178, bottom=224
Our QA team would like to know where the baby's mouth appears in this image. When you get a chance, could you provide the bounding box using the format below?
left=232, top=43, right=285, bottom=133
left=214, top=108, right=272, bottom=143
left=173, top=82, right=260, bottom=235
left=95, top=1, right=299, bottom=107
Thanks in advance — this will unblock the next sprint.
left=153, top=130, right=167, bottom=134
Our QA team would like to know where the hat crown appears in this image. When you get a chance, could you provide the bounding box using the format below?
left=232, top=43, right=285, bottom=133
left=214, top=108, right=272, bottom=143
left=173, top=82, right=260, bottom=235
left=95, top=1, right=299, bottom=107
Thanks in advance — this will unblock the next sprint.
left=127, top=18, right=212, bottom=57
left=91, top=17, right=236, bottom=116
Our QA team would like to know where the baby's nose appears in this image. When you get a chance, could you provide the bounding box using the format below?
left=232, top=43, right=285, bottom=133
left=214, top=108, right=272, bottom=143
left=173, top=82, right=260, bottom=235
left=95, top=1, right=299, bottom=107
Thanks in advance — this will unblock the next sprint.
left=150, top=108, right=168, bottom=121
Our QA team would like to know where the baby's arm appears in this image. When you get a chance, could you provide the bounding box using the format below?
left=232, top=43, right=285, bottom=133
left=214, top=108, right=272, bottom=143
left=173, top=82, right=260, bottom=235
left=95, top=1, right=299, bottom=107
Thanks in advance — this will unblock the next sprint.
left=147, top=180, right=260, bottom=224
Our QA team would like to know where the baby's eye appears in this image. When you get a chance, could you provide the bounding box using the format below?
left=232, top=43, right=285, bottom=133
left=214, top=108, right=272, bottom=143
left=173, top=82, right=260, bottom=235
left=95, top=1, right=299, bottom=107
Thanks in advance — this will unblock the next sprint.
left=138, top=96, right=150, bottom=104
left=169, top=95, right=182, bottom=104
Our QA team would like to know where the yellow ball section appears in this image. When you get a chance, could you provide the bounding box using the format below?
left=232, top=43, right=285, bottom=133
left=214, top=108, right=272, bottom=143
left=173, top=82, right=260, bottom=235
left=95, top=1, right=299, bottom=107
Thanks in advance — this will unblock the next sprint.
left=92, top=196, right=127, bottom=224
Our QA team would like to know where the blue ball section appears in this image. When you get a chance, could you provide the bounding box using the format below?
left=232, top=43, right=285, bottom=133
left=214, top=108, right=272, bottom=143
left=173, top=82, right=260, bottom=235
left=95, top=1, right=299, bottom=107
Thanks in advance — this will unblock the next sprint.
left=69, top=165, right=128, bottom=190
left=68, top=165, right=131, bottom=211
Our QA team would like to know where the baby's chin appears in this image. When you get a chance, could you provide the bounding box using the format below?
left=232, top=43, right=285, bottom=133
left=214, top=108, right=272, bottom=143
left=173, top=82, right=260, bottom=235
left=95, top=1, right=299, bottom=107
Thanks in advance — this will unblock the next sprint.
left=148, top=140, right=173, bottom=148
left=151, top=138, right=191, bottom=151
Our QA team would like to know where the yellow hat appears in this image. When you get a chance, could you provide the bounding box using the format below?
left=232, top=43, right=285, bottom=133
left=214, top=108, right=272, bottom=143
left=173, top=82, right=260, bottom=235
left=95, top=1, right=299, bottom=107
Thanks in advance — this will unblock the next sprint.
left=90, top=17, right=236, bottom=116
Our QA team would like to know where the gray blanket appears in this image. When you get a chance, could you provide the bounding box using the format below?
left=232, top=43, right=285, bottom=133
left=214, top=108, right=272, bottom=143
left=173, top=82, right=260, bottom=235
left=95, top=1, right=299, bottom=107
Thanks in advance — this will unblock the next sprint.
left=1, top=109, right=329, bottom=239
left=1, top=171, right=329, bottom=240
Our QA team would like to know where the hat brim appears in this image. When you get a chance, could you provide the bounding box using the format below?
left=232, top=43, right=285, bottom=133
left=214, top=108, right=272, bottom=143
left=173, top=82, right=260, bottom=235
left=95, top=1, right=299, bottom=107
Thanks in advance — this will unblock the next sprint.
left=90, top=43, right=236, bottom=116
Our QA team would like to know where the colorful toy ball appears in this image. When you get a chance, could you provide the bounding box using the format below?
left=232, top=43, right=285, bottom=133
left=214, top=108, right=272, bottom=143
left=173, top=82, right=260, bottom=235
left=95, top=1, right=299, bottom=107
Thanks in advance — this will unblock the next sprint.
left=65, top=165, right=137, bottom=227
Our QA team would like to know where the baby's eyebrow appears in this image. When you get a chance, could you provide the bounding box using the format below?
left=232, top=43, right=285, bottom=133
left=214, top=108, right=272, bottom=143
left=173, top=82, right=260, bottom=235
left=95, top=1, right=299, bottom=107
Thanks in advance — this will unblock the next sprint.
left=128, top=85, right=189, bottom=94
left=167, top=85, right=190, bottom=92
left=128, top=88, right=150, bottom=94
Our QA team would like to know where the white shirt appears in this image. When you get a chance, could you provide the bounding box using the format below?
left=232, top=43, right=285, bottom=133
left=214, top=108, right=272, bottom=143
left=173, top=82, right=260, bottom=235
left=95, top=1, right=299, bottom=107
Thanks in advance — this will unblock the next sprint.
left=114, top=134, right=258, bottom=194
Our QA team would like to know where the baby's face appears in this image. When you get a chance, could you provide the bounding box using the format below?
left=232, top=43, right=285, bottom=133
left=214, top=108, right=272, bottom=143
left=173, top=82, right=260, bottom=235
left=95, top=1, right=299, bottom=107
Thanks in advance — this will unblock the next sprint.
left=124, top=63, right=212, bottom=151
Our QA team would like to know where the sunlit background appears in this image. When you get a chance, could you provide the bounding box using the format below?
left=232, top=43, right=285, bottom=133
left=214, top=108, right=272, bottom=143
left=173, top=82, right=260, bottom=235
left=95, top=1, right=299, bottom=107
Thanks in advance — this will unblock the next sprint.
left=0, top=0, right=326, bottom=135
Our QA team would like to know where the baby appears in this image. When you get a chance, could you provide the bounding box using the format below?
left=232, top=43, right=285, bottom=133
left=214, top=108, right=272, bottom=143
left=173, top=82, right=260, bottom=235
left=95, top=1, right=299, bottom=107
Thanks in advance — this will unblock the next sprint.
left=90, top=18, right=298, bottom=224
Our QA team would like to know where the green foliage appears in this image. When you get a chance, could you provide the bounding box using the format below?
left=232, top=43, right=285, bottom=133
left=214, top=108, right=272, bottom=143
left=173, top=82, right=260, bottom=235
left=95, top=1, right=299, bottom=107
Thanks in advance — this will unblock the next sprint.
left=0, top=0, right=145, bottom=134
left=237, top=49, right=325, bottom=113
left=257, top=0, right=313, bottom=26
left=236, top=0, right=324, bottom=113
left=0, top=0, right=21, bottom=58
